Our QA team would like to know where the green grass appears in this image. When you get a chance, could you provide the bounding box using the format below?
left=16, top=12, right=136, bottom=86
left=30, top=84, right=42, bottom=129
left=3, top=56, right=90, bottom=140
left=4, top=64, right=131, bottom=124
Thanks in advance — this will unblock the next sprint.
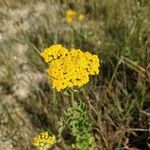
left=0, top=0, right=150, bottom=149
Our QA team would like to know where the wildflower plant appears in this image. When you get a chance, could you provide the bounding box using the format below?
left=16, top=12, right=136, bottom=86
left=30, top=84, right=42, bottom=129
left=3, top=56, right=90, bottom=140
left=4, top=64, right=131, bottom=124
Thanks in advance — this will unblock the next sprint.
left=39, top=44, right=100, bottom=149
left=33, top=131, right=55, bottom=150
left=65, top=10, right=87, bottom=48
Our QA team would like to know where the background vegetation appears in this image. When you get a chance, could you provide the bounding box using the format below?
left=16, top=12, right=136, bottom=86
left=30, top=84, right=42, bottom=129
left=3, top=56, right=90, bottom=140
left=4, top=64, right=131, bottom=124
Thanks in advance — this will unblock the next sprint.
left=0, top=0, right=150, bottom=149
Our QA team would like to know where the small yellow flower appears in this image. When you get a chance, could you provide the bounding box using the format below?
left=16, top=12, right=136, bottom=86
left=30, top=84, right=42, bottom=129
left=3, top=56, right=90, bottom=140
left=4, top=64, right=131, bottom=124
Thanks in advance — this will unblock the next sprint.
left=79, top=14, right=85, bottom=21
left=66, top=9, right=77, bottom=23
left=33, top=131, right=56, bottom=150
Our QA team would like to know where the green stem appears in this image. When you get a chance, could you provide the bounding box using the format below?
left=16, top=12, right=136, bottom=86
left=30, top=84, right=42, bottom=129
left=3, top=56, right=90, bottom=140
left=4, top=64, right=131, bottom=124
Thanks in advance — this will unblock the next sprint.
left=109, top=59, right=121, bottom=87
left=52, top=89, right=57, bottom=107
left=70, top=89, right=75, bottom=108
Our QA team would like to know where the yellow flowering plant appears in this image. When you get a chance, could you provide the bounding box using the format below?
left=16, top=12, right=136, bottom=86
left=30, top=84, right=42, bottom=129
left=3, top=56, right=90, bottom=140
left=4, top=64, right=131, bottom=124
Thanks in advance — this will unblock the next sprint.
left=38, top=44, right=100, bottom=149
left=33, top=131, right=55, bottom=150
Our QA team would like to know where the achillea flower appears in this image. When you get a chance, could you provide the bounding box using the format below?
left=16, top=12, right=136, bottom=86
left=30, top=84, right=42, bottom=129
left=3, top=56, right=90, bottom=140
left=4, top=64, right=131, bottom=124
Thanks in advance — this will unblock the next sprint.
left=66, top=9, right=77, bottom=23
left=40, top=44, right=100, bottom=91
left=33, top=131, right=55, bottom=150
left=78, top=14, right=85, bottom=21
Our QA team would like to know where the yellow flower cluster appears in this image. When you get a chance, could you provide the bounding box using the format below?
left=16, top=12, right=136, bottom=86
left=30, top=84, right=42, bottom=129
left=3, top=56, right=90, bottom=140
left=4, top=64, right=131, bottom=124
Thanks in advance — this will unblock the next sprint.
left=41, top=44, right=100, bottom=92
left=66, top=9, right=85, bottom=23
left=78, top=14, right=85, bottom=22
left=66, top=9, right=76, bottom=23
left=33, top=131, right=55, bottom=150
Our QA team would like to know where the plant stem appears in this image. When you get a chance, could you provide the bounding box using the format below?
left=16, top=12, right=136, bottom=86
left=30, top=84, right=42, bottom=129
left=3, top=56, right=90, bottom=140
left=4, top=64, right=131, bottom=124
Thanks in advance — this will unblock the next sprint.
left=109, top=59, right=121, bottom=87
left=70, top=89, right=75, bottom=108
left=52, top=89, right=57, bottom=107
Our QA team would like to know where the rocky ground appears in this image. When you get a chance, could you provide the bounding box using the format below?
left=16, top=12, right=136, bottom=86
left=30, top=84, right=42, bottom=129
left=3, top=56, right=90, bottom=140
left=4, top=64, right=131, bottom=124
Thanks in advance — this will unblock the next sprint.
left=0, top=1, right=58, bottom=149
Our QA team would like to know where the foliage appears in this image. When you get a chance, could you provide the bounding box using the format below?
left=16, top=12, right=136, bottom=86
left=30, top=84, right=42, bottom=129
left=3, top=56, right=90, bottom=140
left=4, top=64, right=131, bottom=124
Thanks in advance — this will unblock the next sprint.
left=59, top=100, right=94, bottom=150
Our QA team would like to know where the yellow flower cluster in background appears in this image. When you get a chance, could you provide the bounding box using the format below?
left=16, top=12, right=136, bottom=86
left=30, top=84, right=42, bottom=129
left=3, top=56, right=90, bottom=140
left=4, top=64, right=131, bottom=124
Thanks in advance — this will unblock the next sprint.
left=33, top=131, right=55, bottom=150
left=41, top=44, right=100, bottom=92
left=66, top=9, right=85, bottom=23
left=78, top=14, right=85, bottom=22
left=66, top=9, right=76, bottom=23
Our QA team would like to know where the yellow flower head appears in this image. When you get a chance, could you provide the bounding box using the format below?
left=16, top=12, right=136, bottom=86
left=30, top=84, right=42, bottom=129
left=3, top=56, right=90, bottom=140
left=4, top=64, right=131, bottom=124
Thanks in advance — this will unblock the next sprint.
left=41, top=45, right=100, bottom=91
left=40, top=44, right=68, bottom=63
left=66, top=9, right=77, bottom=23
left=33, top=131, right=55, bottom=150
left=79, top=14, right=85, bottom=21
